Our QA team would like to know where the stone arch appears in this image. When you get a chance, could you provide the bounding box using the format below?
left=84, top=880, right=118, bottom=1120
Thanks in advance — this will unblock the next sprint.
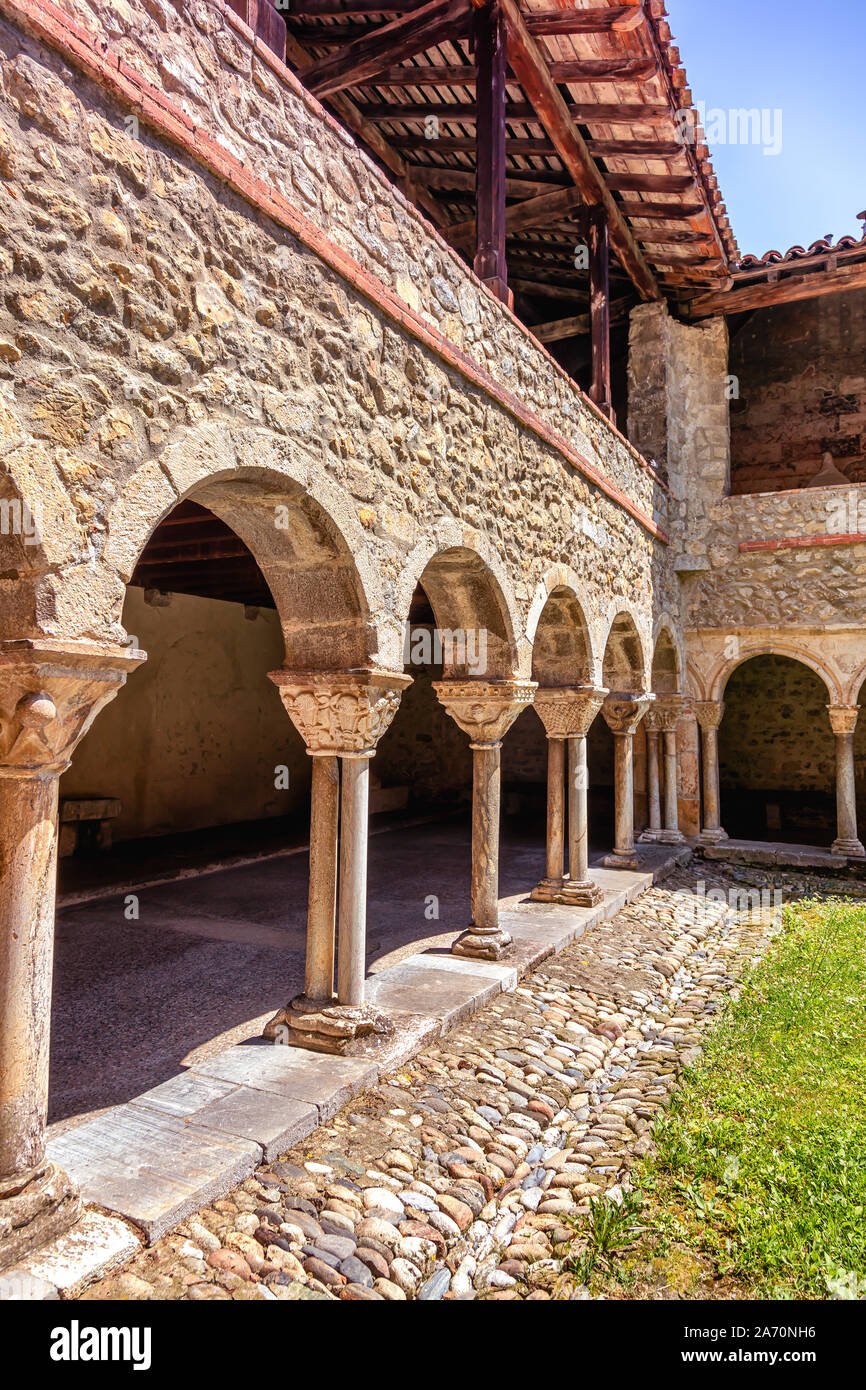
left=651, top=620, right=683, bottom=694
left=718, top=652, right=838, bottom=843
left=601, top=608, right=648, bottom=692
left=526, top=566, right=601, bottom=685
left=711, top=642, right=841, bottom=705
left=396, top=524, right=523, bottom=680
left=96, top=424, right=392, bottom=671
left=846, top=659, right=866, bottom=709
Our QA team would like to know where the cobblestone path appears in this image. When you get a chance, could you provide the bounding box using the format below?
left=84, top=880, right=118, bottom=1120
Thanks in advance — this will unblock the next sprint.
left=81, top=863, right=835, bottom=1301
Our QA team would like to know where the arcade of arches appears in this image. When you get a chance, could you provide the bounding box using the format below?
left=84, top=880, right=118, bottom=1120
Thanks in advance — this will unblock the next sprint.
left=1, top=0, right=865, bottom=1279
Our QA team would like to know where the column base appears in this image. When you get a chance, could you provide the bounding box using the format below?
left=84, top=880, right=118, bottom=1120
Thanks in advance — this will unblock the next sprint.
left=555, top=879, right=604, bottom=907
left=638, top=827, right=663, bottom=843
left=263, top=995, right=394, bottom=1056
left=831, top=837, right=866, bottom=858
left=452, top=925, right=512, bottom=961
left=0, top=1161, right=81, bottom=1275
left=698, top=827, right=729, bottom=845
left=530, top=877, right=566, bottom=903
left=600, top=850, right=640, bottom=870
left=658, top=829, right=687, bottom=845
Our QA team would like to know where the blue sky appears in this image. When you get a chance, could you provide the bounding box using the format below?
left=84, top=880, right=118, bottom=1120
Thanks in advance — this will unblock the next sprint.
left=668, top=0, right=865, bottom=258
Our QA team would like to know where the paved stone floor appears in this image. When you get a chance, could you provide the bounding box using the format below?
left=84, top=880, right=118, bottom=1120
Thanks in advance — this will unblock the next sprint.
left=77, top=859, right=846, bottom=1302
left=50, top=815, right=543, bottom=1126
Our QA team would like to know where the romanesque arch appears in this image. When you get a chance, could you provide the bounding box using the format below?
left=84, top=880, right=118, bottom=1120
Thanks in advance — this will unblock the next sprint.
left=601, top=609, right=648, bottom=692
left=717, top=654, right=837, bottom=844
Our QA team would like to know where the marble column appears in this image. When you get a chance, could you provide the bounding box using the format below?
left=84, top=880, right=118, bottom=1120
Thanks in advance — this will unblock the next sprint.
left=266, top=667, right=411, bottom=1053
left=434, top=680, right=536, bottom=960
left=0, top=638, right=144, bottom=1273
left=694, top=700, right=728, bottom=845
left=530, top=686, right=606, bottom=906
left=828, top=705, right=866, bottom=858
left=601, top=693, right=653, bottom=869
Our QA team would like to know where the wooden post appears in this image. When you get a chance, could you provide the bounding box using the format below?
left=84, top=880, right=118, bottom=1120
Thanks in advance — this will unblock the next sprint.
left=474, top=0, right=510, bottom=306
left=587, top=206, right=613, bottom=422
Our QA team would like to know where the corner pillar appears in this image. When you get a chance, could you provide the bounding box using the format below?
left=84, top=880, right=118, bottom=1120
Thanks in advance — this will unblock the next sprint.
left=0, top=638, right=144, bottom=1272
left=601, top=693, right=653, bottom=869
left=694, top=700, right=728, bottom=845
left=434, top=680, right=536, bottom=959
left=828, top=705, right=865, bottom=858
left=266, top=668, right=411, bottom=1053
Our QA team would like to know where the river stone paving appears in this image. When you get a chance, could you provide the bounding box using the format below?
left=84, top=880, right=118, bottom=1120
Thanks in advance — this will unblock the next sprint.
left=78, top=863, right=846, bottom=1301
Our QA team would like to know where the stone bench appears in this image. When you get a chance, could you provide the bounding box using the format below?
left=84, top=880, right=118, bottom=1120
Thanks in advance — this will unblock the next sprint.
left=59, top=798, right=122, bottom=857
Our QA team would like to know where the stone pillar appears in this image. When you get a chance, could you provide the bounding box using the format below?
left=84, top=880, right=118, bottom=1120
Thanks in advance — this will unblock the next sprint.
left=266, top=668, right=410, bottom=1053
left=601, top=694, right=653, bottom=869
left=534, top=734, right=566, bottom=898
left=434, top=680, right=536, bottom=959
left=828, top=705, right=866, bottom=857
left=530, top=687, right=606, bottom=906
left=0, top=638, right=144, bottom=1272
left=657, top=696, right=686, bottom=844
left=304, top=753, right=339, bottom=1002
left=694, top=700, right=728, bottom=845
left=639, top=708, right=663, bottom=842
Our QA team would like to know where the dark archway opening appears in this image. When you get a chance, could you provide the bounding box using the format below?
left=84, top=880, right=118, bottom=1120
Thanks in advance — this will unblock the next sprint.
left=718, top=655, right=836, bottom=844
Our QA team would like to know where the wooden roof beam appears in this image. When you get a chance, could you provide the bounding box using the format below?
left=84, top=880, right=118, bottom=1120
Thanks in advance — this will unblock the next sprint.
left=533, top=297, right=631, bottom=344
left=499, top=0, right=659, bottom=300
left=356, top=101, right=670, bottom=124
left=297, top=0, right=474, bottom=99
left=444, top=185, right=586, bottom=247
left=684, top=263, right=866, bottom=318
left=411, top=166, right=566, bottom=197
left=526, top=5, right=645, bottom=37
left=347, top=57, right=658, bottom=86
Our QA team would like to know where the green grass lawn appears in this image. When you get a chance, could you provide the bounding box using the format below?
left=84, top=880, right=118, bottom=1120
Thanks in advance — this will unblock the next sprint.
left=573, top=897, right=866, bottom=1300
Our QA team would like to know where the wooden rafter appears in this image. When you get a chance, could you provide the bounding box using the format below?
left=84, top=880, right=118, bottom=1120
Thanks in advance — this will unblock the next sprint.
left=533, top=296, right=630, bottom=344
left=498, top=0, right=659, bottom=300
left=444, top=185, right=586, bottom=247
left=684, top=262, right=866, bottom=318
left=297, top=0, right=474, bottom=99
left=357, top=101, right=670, bottom=125
left=332, top=57, right=658, bottom=87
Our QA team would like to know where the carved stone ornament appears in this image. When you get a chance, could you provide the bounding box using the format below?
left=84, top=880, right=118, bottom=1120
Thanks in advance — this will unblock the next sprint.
left=601, top=692, right=654, bottom=736
left=644, top=693, right=684, bottom=734
left=827, top=704, right=860, bottom=737
left=270, top=668, right=412, bottom=755
left=693, top=699, right=725, bottom=731
left=0, top=639, right=145, bottom=777
left=533, top=686, right=607, bottom=739
left=433, top=679, right=537, bottom=746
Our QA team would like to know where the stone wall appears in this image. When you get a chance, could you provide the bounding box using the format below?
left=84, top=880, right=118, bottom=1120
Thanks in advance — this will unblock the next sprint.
left=730, top=289, right=866, bottom=495
left=0, top=1, right=676, bottom=678
left=61, top=586, right=305, bottom=839
left=684, top=486, right=866, bottom=631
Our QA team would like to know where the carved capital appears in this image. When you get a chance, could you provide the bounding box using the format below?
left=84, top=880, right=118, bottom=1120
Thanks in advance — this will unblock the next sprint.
left=433, top=679, right=537, bottom=747
left=534, top=685, right=607, bottom=739
left=828, top=704, right=860, bottom=737
left=602, top=692, right=653, bottom=736
left=645, top=693, right=684, bottom=734
left=0, top=639, right=144, bottom=778
left=693, top=699, right=725, bottom=731
left=270, top=668, right=412, bottom=755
